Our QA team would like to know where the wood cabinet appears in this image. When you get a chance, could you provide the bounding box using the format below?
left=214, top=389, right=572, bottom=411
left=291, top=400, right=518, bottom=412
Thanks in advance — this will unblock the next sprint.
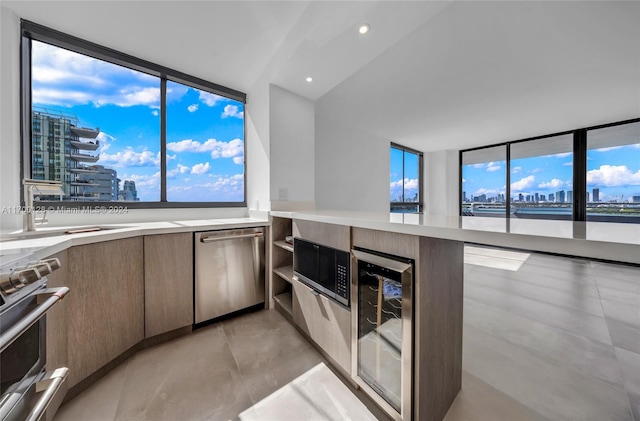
left=292, top=277, right=351, bottom=373
left=143, top=233, right=193, bottom=337
left=66, top=237, right=144, bottom=387
left=44, top=249, right=68, bottom=421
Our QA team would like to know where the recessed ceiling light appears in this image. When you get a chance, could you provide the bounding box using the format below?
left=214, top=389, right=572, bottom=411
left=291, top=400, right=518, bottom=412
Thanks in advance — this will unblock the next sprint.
left=305, top=76, right=313, bottom=82
left=358, top=24, right=370, bottom=35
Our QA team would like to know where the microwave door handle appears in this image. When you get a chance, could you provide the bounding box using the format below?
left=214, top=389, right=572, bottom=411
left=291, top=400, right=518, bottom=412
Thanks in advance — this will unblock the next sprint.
left=0, top=287, right=69, bottom=353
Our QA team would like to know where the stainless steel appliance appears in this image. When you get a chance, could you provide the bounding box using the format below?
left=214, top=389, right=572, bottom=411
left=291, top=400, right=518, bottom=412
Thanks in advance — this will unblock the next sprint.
left=293, top=238, right=350, bottom=307
left=351, top=248, right=413, bottom=421
left=194, top=228, right=265, bottom=324
left=0, top=253, right=69, bottom=421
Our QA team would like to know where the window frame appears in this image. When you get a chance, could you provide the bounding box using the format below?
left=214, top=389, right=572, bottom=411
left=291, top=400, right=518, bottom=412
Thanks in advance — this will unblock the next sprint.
left=459, top=117, right=640, bottom=222
left=20, top=20, right=247, bottom=208
left=390, top=142, right=424, bottom=213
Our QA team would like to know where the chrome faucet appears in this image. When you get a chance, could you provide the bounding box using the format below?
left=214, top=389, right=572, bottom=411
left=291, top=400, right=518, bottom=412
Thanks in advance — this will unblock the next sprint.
left=22, top=179, right=64, bottom=232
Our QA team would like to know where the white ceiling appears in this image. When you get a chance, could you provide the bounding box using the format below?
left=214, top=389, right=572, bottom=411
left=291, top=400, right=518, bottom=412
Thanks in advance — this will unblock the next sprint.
left=3, top=1, right=639, bottom=152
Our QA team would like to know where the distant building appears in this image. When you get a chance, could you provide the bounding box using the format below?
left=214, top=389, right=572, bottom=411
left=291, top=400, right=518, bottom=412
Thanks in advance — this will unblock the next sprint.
left=534, top=193, right=539, bottom=202
left=463, top=191, right=467, bottom=202
left=586, top=191, right=590, bottom=202
left=593, top=188, right=600, bottom=202
left=567, top=191, right=573, bottom=203
left=518, top=193, right=524, bottom=202
left=73, top=165, right=118, bottom=201
left=556, top=190, right=566, bottom=203
left=632, top=196, right=640, bottom=203
left=119, top=180, right=139, bottom=202
left=32, top=108, right=104, bottom=200
left=549, top=193, right=555, bottom=202
left=540, top=194, right=546, bottom=202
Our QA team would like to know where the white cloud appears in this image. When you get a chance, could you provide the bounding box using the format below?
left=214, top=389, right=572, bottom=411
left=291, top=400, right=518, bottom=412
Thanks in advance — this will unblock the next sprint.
left=473, top=188, right=503, bottom=196
left=166, top=164, right=190, bottom=178
left=99, top=148, right=160, bottom=167
left=96, top=131, right=116, bottom=153
left=191, top=162, right=211, bottom=175
left=486, top=164, right=501, bottom=172
left=512, top=166, right=522, bottom=174
left=563, top=162, right=573, bottom=166
left=530, top=168, right=543, bottom=174
left=594, top=146, right=624, bottom=152
left=538, top=178, right=566, bottom=189
left=472, top=163, right=485, bottom=169
left=32, top=41, right=160, bottom=108
left=151, top=110, right=159, bottom=117
left=199, top=91, right=224, bottom=106
left=389, top=178, right=418, bottom=190
left=222, top=104, right=244, bottom=119
left=511, top=175, right=535, bottom=191
left=587, top=165, right=640, bottom=187
left=551, top=152, right=572, bottom=158
left=187, top=104, right=199, bottom=113
left=166, top=138, right=244, bottom=164
left=462, top=178, right=467, bottom=183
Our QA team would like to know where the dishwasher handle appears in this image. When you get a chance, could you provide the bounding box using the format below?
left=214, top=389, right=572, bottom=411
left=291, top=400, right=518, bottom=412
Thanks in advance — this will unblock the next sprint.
left=200, top=232, right=264, bottom=243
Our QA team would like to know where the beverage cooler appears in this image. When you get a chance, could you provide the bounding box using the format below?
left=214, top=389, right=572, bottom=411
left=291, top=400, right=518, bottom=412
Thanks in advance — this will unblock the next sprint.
left=351, top=248, right=414, bottom=421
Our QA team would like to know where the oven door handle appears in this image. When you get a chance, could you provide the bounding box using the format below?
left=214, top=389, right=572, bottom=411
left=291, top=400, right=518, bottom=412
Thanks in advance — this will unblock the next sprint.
left=25, top=367, right=69, bottom=421
left=0, top=287, right=70, bottom=353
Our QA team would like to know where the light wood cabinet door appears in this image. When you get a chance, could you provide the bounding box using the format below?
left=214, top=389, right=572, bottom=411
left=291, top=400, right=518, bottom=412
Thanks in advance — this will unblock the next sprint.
left=144, top=233, right=193, bottom=337
left=44, top=250, right=68, bottom=421
left=66, top=237, right=144, bottom=387
left=292, top=277, right=351, bottom=374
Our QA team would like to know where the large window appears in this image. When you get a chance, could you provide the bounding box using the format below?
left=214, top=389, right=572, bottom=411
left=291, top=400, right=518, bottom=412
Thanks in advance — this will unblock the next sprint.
left=587, top=122, right=640, bottom=222
left=510, top=135, right=573, bottom=220
left=459, top=118, right=640, bottom=223
left=22, top=21, right=246, bottom=207
left=461, top=146, right=507, bottom=217
left=390, top=143, right=423, bottom=213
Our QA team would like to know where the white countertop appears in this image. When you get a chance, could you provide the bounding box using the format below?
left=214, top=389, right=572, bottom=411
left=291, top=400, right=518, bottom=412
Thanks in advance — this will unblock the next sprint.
left=271, top=210, right=640, bottom=264
left=0, top=217, right=269, bottom=260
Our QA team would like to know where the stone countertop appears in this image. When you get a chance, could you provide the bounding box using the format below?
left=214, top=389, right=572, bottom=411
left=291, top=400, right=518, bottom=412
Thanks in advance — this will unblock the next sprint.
left=270, top=210, right=640, bottom=264
left=0, top=217, right=269, bottom=260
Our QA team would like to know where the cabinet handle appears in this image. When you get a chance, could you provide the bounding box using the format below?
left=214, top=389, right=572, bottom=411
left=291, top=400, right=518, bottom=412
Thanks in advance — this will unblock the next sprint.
left=200, top=232, right=264, bottom=242
left=0, top=287, right=69, bottom=353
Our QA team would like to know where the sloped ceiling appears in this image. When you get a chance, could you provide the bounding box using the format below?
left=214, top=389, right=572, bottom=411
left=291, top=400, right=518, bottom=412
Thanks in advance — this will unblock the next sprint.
left=3, top=1, right=639, bottom=152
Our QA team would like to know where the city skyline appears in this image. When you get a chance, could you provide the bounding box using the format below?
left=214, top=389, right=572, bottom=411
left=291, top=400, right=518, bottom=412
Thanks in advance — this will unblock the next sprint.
left=463, top=144, right=640, bottom=204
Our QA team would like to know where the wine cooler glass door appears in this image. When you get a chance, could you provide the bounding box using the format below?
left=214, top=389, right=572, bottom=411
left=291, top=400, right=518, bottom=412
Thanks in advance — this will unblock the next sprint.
left=352, top=248, right=413, bottom=420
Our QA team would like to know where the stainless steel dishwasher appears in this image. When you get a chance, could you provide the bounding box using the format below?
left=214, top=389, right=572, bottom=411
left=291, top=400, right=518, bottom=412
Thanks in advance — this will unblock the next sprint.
left=194, top=227, right=265, bottom=323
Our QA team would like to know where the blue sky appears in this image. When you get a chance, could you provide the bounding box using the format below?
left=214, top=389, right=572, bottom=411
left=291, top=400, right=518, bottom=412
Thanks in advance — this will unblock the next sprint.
left=463, top=145, right=640, bottom=203
left=31, top=41, right=244, bottom=202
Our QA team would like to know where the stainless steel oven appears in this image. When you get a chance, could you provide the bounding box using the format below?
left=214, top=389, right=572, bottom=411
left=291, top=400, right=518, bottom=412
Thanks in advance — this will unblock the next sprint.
left=0, top=254, right=69, bottom=421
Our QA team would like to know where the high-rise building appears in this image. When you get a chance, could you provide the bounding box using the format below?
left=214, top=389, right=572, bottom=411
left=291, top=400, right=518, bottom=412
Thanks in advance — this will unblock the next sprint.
left=567, top=191, right=573, bottom=203
left=593, top=188, right=600, bottom=202
left=32, top=108, right=105, bottom=200
left=632, top=196, right=640, bottom=203
left=119, top=180, right=139, bottom=201
left=556, top=190, right=566, bottom=203
left=463, top=191, right=467, bottom=202
left=518, top=193, right=524, bottom=202
left=586, top=191, right=590, bottom=202
left=540, top=194, right=546, bottom=202
left=549, top=193, right=555, bottom=202
left=534, top=192, right=539, bottom=202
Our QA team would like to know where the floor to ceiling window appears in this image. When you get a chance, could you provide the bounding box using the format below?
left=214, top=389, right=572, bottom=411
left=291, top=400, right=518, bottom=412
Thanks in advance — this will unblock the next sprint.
left=461, top=145, right=507, bottom=217
left=459, top=118, right=640, bottom=223
left=390, top=143, right=423, bottom=213
left=586, top=121, right=640, bottom=223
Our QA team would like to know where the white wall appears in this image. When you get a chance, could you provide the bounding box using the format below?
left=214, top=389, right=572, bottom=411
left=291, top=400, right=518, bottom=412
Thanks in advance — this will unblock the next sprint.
left=0, top=6, right=22, bottom=231
left=245, top=75, right=271, bottom=212
left=315, top=112, right=390, bottom=213
left=269, top=85, right=315, bottom=209
left=425, top=150, right=459, bottom=216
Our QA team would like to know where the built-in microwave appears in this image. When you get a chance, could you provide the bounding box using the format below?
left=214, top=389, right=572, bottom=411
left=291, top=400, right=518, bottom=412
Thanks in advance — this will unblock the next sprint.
left=293, top=238, right=350, bottom=307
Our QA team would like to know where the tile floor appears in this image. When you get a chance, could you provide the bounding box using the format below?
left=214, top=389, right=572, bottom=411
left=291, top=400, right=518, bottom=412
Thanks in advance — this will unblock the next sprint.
left=55, top=246, right=640, bottom=421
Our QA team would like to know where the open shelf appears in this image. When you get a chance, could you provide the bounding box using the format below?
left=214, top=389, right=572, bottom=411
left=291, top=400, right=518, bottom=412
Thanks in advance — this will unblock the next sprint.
left=273, top=265, right=294, bottom=284
left=274, top=240, right=293, bottom=253
left=273, top=291, right=293, bottom=316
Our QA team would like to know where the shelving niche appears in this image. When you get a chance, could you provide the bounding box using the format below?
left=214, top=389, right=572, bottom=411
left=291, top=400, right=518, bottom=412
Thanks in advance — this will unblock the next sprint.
left=271, top=216, right=294, bottom=317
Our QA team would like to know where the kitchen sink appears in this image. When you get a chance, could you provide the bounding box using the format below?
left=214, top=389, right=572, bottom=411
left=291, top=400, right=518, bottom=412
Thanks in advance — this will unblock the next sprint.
left=0, top=226, right=129, bottom=242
